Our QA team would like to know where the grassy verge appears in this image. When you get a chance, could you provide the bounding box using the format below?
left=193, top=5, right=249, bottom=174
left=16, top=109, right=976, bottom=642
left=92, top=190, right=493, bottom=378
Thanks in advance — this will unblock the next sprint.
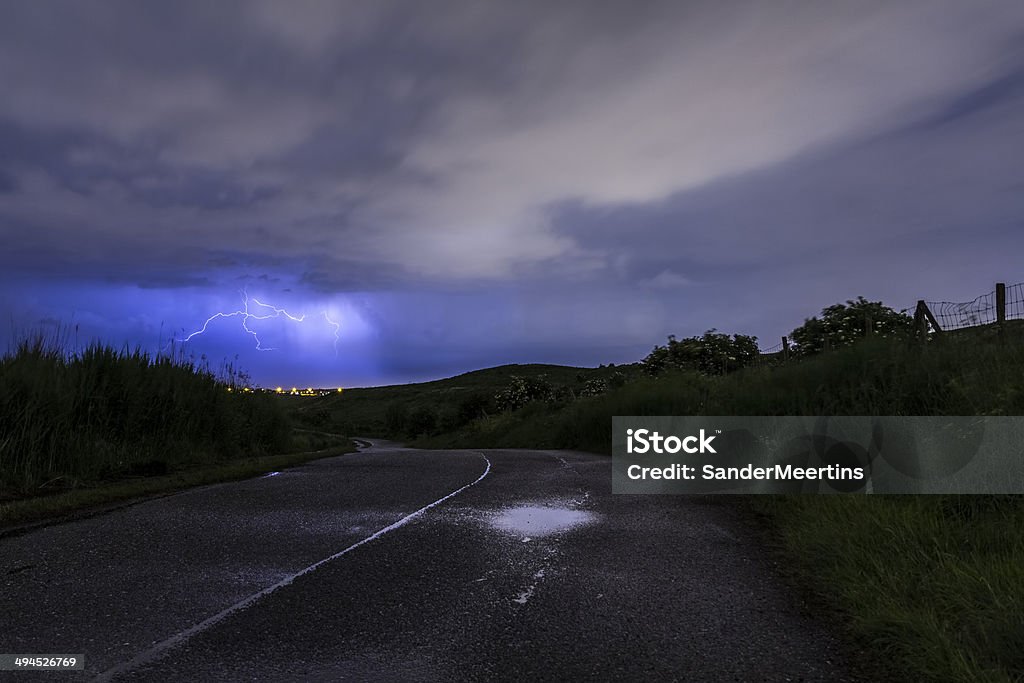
left=752, top=495, right=1024, bottom=683
left=0, top=440, right=356, bottom=531
left=0, top=330, right=359, bottom=529
left=0, top=333, right=291, bottom=494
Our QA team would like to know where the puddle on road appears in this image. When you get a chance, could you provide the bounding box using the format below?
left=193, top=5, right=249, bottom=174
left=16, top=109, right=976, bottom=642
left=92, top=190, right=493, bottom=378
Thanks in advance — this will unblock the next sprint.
left=489, top=505, right=595, bottom=537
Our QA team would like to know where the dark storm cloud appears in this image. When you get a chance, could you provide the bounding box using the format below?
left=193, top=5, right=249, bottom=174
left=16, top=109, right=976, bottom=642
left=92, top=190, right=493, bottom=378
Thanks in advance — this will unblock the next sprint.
left=546, top=51, right=1024, bottom=341
left=2, top=1, right=1023, bottom=383
left=0, top=0, right=1015, bottom=288
left=1, top=0, right=564, bottom=289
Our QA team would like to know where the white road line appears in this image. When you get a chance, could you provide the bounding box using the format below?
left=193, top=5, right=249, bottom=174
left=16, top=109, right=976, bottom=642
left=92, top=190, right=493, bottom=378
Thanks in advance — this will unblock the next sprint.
left=94, top=453, right=492, bottom=682
left=540, top=450, right=580, bottom=476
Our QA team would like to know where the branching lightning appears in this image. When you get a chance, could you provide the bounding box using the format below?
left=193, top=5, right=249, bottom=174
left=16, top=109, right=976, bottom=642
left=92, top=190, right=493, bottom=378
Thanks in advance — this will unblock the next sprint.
left=176, top=291, right=340, bottom=354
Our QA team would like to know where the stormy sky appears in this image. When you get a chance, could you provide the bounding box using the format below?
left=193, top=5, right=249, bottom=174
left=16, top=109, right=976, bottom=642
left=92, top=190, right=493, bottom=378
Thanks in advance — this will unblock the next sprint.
left=1, top=1, right=1022, bottom=386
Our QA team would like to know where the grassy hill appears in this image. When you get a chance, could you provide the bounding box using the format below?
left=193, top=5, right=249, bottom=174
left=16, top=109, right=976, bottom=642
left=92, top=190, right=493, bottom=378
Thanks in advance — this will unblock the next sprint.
left=286, top=362, right=639, bottom=439
left=290, top=328, right=1024, bottom=454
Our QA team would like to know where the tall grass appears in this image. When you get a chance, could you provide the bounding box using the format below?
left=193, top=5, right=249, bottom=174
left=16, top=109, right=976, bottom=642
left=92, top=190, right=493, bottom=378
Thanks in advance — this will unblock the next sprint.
left=0, top=331, right=290, bottom=494
left=758, top=495, right=1024, bottom=682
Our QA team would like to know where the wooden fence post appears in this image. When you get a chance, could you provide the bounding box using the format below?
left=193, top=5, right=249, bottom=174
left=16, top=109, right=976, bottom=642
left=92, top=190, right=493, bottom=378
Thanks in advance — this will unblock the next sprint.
left=996, top=282, right=1006, bottom=326
left=782, top=336, right=790, bottom=362
left=915, top=300, right=943, bottom=340
left=915, top=301, right=928, bottom=341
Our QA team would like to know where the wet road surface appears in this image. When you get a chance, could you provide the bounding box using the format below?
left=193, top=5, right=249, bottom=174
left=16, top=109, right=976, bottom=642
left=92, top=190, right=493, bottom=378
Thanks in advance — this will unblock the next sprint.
left=1, top=442, right=869, bottom=681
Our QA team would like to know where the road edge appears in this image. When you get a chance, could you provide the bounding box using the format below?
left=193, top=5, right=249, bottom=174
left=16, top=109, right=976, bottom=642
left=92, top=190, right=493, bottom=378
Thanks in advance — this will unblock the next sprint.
left=0, top=443, right=357, bottom=539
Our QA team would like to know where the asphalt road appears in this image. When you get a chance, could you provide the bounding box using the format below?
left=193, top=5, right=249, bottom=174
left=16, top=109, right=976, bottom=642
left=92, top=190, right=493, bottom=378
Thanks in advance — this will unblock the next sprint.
left=1, top=442, right=871, bottom=682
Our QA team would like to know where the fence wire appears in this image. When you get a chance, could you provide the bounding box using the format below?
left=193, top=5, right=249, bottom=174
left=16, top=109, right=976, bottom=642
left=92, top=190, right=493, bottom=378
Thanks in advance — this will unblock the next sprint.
left=755, top=341, right=784, bottom=366
left=926, top=290, right=997, bottom=331
left=1007, top=282, right=1024, bottom=322
left=756, top=280, right=1024, bottom=361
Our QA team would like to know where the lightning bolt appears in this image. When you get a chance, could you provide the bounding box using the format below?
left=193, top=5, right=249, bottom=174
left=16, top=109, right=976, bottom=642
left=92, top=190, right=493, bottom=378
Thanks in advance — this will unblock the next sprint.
left=175, top=291, right=340, bottom=355
left=323, top=311, right=340, bottom=351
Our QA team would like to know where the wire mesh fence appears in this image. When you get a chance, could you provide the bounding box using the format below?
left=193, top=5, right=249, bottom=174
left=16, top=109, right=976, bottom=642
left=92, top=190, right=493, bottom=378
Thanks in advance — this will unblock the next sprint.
left=923, top=291, right=997, bottom=331
left=754, top=341, right=784, bottom=367
left=1006, top=282, right=1024, bottom=322
left=755, top=280, right=1024, bottom=361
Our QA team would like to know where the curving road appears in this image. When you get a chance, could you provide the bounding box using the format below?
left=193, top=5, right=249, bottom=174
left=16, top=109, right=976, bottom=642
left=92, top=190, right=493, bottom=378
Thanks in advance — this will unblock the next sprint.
left=1, top=442, right=871, bottom=681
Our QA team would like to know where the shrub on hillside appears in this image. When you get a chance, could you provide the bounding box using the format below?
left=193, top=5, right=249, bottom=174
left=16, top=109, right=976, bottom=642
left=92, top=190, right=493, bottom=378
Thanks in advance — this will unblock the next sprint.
left=495, top=375, right=553, bottom=411
left=642, top=329, right=759, bottom=376
left=547, top=385, right=576, bottom=405
left=790, top=297, right=913, bottom=357
left=578, top=378, right=608, bottom=397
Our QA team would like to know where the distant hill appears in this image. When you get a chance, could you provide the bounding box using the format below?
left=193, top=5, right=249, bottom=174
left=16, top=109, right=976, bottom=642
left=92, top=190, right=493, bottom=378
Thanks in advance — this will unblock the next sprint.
left=285, top=362, right=639, bottom=437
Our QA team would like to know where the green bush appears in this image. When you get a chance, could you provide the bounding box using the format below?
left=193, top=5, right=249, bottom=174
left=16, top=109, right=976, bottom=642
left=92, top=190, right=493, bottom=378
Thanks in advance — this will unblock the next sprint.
left=790, top=296, right=913, bottom=357
left=577, top=378, right=608, bottom=397
left=642, top=329, right=759, bottom=376
left=495, top=375, right=553, bottom=411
